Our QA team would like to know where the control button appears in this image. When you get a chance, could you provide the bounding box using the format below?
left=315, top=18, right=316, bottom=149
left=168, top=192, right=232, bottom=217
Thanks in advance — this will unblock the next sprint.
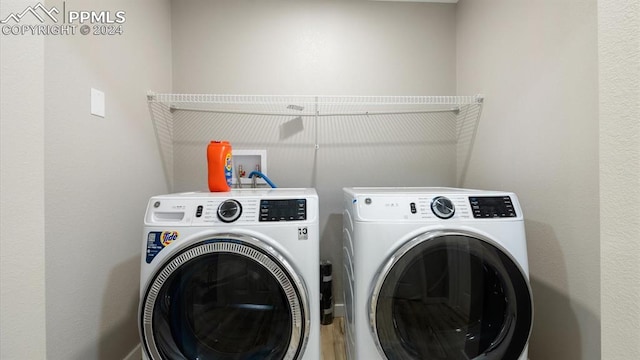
left=410, top=202, right=417, bottom=214
left=196, top=205, right=203, bottom=218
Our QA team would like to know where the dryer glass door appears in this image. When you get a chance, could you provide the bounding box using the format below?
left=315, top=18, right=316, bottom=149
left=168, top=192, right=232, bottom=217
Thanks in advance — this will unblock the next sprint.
left=371, top=234, right=532, bottom=360
left=140, top=237, right=308, bottom=360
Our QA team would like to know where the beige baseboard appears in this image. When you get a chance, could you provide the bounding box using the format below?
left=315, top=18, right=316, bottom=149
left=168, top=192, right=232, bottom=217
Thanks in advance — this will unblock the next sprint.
left=123, top=344, right=141, bottom=360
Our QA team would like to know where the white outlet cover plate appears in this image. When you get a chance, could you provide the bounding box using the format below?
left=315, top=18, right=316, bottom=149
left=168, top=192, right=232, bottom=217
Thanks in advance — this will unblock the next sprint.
left=91, top=88, right=105, bottom=117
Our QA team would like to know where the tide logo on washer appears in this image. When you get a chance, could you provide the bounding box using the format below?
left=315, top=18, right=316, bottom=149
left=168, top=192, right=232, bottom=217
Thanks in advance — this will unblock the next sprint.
left=160, top=231, right=179, bottom=246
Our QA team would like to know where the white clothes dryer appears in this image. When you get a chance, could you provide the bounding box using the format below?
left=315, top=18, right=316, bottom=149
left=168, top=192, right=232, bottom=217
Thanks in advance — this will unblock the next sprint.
left=139, top=189, right=320, bottom=360
left=343, top=187, right=533, bottom=360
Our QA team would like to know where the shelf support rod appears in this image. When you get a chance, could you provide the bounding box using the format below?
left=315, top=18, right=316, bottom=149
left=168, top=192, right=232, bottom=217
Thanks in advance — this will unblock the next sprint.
left=165, top=106, right=458, bottom=117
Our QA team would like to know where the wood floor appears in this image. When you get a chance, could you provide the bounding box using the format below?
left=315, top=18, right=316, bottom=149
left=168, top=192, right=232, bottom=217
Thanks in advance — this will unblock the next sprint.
left=321, top=317, right=347, bottom=360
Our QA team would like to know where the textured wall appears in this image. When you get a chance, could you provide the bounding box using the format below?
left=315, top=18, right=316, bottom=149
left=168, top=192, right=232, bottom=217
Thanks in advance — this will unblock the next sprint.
left=456, top=0, right=600, bottom=358
left=43, top=0, right=171, bottom=358
left=599, top=0, right=640, bottom=358
left=171, top=0, right=457, bottom=96
left=0, top=0, right=46, bottom=358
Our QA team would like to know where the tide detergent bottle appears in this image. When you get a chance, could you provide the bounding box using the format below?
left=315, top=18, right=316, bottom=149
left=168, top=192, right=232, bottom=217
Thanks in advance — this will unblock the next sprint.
left=207, top=141, right=232, bottom=192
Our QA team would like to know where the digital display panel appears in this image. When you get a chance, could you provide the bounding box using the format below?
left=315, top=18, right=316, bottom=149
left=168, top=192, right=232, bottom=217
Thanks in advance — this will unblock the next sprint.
left=469, top=196, right=516, bottom=218
left=260, top=199, right=306, bottom=222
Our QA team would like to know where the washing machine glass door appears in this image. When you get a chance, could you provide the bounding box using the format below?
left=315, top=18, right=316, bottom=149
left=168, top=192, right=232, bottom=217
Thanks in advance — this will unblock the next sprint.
left=140, top=236, right=309, bottom=360
left=371, top=233, right=532, bottom=360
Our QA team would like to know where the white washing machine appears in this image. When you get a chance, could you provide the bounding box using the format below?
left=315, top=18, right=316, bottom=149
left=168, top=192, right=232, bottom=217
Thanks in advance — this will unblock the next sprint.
left=139, top=188, right=320, bottom=360
left=343, top=187, right=533, bottom=360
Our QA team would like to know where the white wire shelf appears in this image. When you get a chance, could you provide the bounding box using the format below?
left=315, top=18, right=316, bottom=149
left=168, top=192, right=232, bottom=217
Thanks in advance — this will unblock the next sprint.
left=146, top=92, right=484, bottom=190
left=147, top=92, right=483, bottom=106
left=147, top=92, right=484, bottom=119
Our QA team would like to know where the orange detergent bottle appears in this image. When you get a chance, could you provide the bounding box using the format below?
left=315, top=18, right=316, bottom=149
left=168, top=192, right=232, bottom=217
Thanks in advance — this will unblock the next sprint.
left=207, top=141, right=233, bottom=192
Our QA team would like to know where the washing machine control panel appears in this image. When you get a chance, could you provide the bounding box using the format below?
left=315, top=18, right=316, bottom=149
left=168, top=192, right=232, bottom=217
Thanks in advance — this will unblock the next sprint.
left=259, top=199, right=306, bottom=222
left=146, top=190, right=318, bottom=226
left=469, top=196, right=517, bottom=218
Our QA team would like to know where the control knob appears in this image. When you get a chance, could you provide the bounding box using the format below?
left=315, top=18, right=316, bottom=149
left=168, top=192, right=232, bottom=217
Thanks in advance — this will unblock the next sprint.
left=431, top=196, right=455, bottom=219
left=217, top=199, right=242, bottom=223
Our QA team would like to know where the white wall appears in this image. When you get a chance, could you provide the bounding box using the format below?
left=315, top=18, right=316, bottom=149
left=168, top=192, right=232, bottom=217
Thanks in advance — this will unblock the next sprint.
left=170, top=0, right=459, bottom=306
left=1, top=1, right=173, bottom=356
left=599, top=0, right=640, bottom=358
left=456, top=0, right=600, bottom=359
left=40, top=0, right=171, bottom=359
left=171, top=0, right=456, bottom=96
left=0, top=0, right=47, bottom=358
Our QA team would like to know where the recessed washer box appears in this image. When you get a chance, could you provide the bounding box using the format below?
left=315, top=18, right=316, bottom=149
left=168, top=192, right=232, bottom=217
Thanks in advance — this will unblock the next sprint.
left=232, top=149, right=267, bottom=185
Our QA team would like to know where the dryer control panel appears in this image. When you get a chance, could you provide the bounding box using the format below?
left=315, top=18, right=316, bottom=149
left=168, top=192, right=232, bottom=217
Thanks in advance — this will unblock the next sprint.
left=352, top=195, right=473, bottom=221
left=345, top=188, right=522, bottom=222
left=469, top=196, right=517, bottom=218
